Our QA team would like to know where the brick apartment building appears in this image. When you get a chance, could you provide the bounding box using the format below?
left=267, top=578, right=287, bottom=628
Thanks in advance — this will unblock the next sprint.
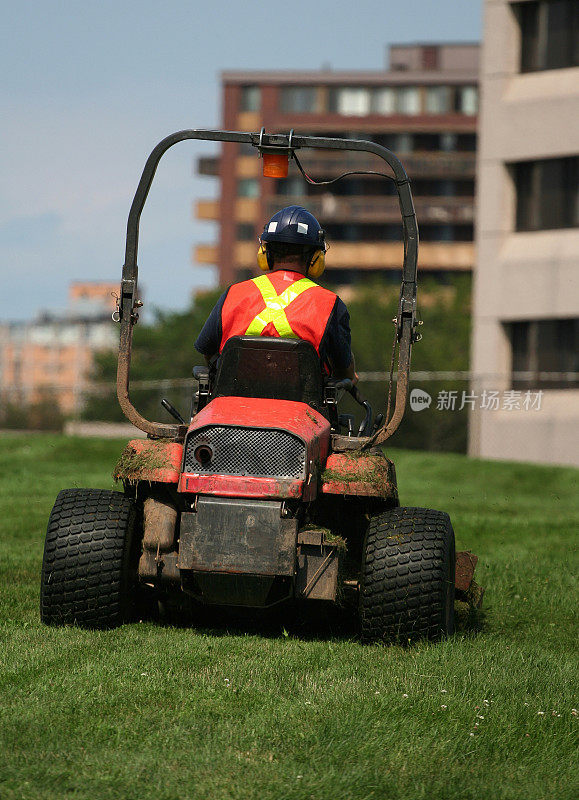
left=0, top=282, right=118, bottom=416
left=196, top=42, right=479, bottom=286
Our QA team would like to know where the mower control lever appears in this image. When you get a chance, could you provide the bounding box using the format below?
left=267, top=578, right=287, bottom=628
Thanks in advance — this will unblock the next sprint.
left=338, top=414, right=355, bottom=437
left=346, top=385, right=373, bottom=437
left=161, top=398, right=186, bottom=425
left=330, top=379, right=373, bottom=437
left=356, top=398, right=373, bottom=437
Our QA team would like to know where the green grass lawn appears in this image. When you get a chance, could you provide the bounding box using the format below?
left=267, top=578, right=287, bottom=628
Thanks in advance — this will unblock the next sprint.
left=0, top=434, right=577, bottom=800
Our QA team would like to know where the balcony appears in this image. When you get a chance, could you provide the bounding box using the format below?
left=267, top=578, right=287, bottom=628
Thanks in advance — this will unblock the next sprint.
left=232, top=241, right=473, bottom=270
left=235, top=198, right=260, bottom=222
left=197, top=156, right=219, bottom=177
left=266, top=195, right=474, bottom=224
left=326, top=242, right=473, bottom=270
left=196, top=151, right=476, bottom=180
left=294, top=151, right=476, bottom=179
left=194, top=199, right=261, bottom=224
left=196, top=200, right=220, bottom=220
left=236, top=156, right=260, bottom=178
left=195, top=244, right=218, bottom=265
left=404, top=152, right=475, bottom=178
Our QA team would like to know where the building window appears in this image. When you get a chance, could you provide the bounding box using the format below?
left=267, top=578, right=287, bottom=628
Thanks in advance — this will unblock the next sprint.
left=457, top=133, right=477, bottom=152
left=439, top=180, right=456, bottom=197
left=440, top=132, right=457, bottom=152
left=455, top=86, right=478, bottom=114
left=420, top=224, right=455, bottom=242
left=237, top=223, right=255, bottom=241
left=329, top=88, right=371, bottom=115
left=240, top=86, right=260, bottom=112
left=371, top=88, right=396, bottom=114
left=238, top=178, right=259, bottom=198
left=513, top=157, right=578, bottom=231
left=414, top=133, right=440, bottom=151
left=418, top=223, right=472, bottom=242
left=395, top=133, right=413, bottom=152
left=276, top=176, right=303, bottom=196
left=329, top=86, right=423, bottom=116
left=517, top=0, right=579, bottom=72
left=508, top=318, right=578, bottom=388
left=280, top=86, right=318, bottom=113
left=373, top=133, right=413, bottom=151
left=396, top=87, right=421, bottom=114
left=425, top=86, right=451, bottom=114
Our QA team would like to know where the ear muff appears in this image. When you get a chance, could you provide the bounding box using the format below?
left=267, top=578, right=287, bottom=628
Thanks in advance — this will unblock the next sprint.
left=307, top=248, right=325, bottom=278
left=257, top=242, right=270, bottom=272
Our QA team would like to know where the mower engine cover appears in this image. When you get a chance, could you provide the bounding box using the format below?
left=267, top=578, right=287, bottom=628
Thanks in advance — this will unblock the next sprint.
left=178, top=396, right=330, bottom=501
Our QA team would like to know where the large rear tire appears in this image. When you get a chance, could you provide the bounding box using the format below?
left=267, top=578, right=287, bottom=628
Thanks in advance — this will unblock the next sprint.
left=40, top=489, right=138, bottom=629
left=360, top=507, right=455, bottom=644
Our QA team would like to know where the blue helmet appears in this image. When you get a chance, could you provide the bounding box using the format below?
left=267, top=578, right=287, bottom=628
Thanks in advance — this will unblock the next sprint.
left=260, top=205, right=325, bottom=249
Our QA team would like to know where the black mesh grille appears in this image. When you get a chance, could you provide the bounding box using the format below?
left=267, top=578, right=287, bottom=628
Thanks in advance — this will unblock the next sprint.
left=183, top=426, right=306, bottom=479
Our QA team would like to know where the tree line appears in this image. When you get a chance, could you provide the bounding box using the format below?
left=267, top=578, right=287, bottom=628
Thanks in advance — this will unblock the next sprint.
left=82, top=274, right=472, bottom=452
left=0, top=275, right=471, bottom=452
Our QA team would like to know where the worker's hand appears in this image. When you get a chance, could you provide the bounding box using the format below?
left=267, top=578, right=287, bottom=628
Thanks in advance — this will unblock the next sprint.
left=331, top=354, right=357, bottom=383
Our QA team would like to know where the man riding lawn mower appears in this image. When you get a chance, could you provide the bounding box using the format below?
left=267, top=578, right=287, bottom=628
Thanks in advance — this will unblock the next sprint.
left=40, top=129, right=483, bottom=643
left=195, top=204, right=357, bottom=385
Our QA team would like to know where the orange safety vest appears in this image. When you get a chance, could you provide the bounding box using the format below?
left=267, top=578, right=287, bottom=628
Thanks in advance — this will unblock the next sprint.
left=220, top=270, right=338, bottom=356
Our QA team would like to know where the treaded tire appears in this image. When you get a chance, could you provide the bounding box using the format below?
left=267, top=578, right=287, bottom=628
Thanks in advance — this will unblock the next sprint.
left=360, top=507, right=455, bottom=644
left=40, top=489, right=137, bottom=629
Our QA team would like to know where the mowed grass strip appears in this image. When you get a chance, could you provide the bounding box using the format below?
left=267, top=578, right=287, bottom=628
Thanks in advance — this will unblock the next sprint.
left=0, top=434, right=577, bottom=800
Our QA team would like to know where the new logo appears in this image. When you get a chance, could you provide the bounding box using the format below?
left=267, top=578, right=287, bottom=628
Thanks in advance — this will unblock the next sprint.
left=410, top=388, right=432, bottom=412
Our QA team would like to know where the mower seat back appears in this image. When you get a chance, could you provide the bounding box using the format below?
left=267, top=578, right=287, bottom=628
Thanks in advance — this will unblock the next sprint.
left=212, top=336, right=325, bottom=412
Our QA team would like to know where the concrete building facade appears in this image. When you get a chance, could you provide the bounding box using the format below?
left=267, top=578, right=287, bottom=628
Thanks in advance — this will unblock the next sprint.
left=470, top=0, right=578, bottom=466
left=0, top=282, right=117, bottom=416
left=196, top=43, right=479, bottom=287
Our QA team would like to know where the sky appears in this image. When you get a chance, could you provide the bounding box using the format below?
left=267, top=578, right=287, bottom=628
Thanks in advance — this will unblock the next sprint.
left=1, top=0, right=481, bottom=322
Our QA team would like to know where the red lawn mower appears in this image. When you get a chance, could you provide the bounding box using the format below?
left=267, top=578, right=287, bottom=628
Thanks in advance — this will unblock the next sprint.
left=40, top=130, right=481, bottom=643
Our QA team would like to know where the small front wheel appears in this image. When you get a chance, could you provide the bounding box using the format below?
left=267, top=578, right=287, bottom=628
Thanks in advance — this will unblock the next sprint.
left=360, top=507, right=455, bottom=644
left=40, top=489, right=138, bottom=629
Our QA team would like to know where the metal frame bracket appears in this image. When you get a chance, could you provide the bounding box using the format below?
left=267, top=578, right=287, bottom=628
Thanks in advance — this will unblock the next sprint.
left=116, top=129, right=419, bottom=445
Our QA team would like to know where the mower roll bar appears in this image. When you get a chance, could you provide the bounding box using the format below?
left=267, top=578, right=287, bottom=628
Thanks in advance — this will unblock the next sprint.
left=116, top=129, right=419, bottom=446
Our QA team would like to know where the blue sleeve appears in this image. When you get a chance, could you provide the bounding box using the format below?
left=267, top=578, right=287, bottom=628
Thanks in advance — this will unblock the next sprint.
left=194, top=290, right=228, bottom=356
left=320, top=297, right=352, bottom=371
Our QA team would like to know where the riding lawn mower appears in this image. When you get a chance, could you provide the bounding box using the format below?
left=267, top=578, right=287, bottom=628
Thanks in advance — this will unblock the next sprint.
left=40, top=129, right=483, bottom=643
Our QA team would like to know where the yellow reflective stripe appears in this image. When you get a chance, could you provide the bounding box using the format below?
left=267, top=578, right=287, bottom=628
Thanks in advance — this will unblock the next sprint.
left=253, top=274, right=280, bottom=303
left=245, top=275, right=317, bottom=338
left=246, top=275, right=292, bottom=337
left=277, top=277, right=317, bottom=306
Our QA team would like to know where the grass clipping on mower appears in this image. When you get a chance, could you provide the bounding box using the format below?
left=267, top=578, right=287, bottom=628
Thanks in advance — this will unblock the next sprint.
left=113, top=441, right=175, bottom=483
left=322, top=451, right=391, bottom=483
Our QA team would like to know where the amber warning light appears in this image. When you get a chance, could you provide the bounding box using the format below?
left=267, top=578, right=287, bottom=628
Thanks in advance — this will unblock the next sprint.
left=263, top=152, right=289, bottom=178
